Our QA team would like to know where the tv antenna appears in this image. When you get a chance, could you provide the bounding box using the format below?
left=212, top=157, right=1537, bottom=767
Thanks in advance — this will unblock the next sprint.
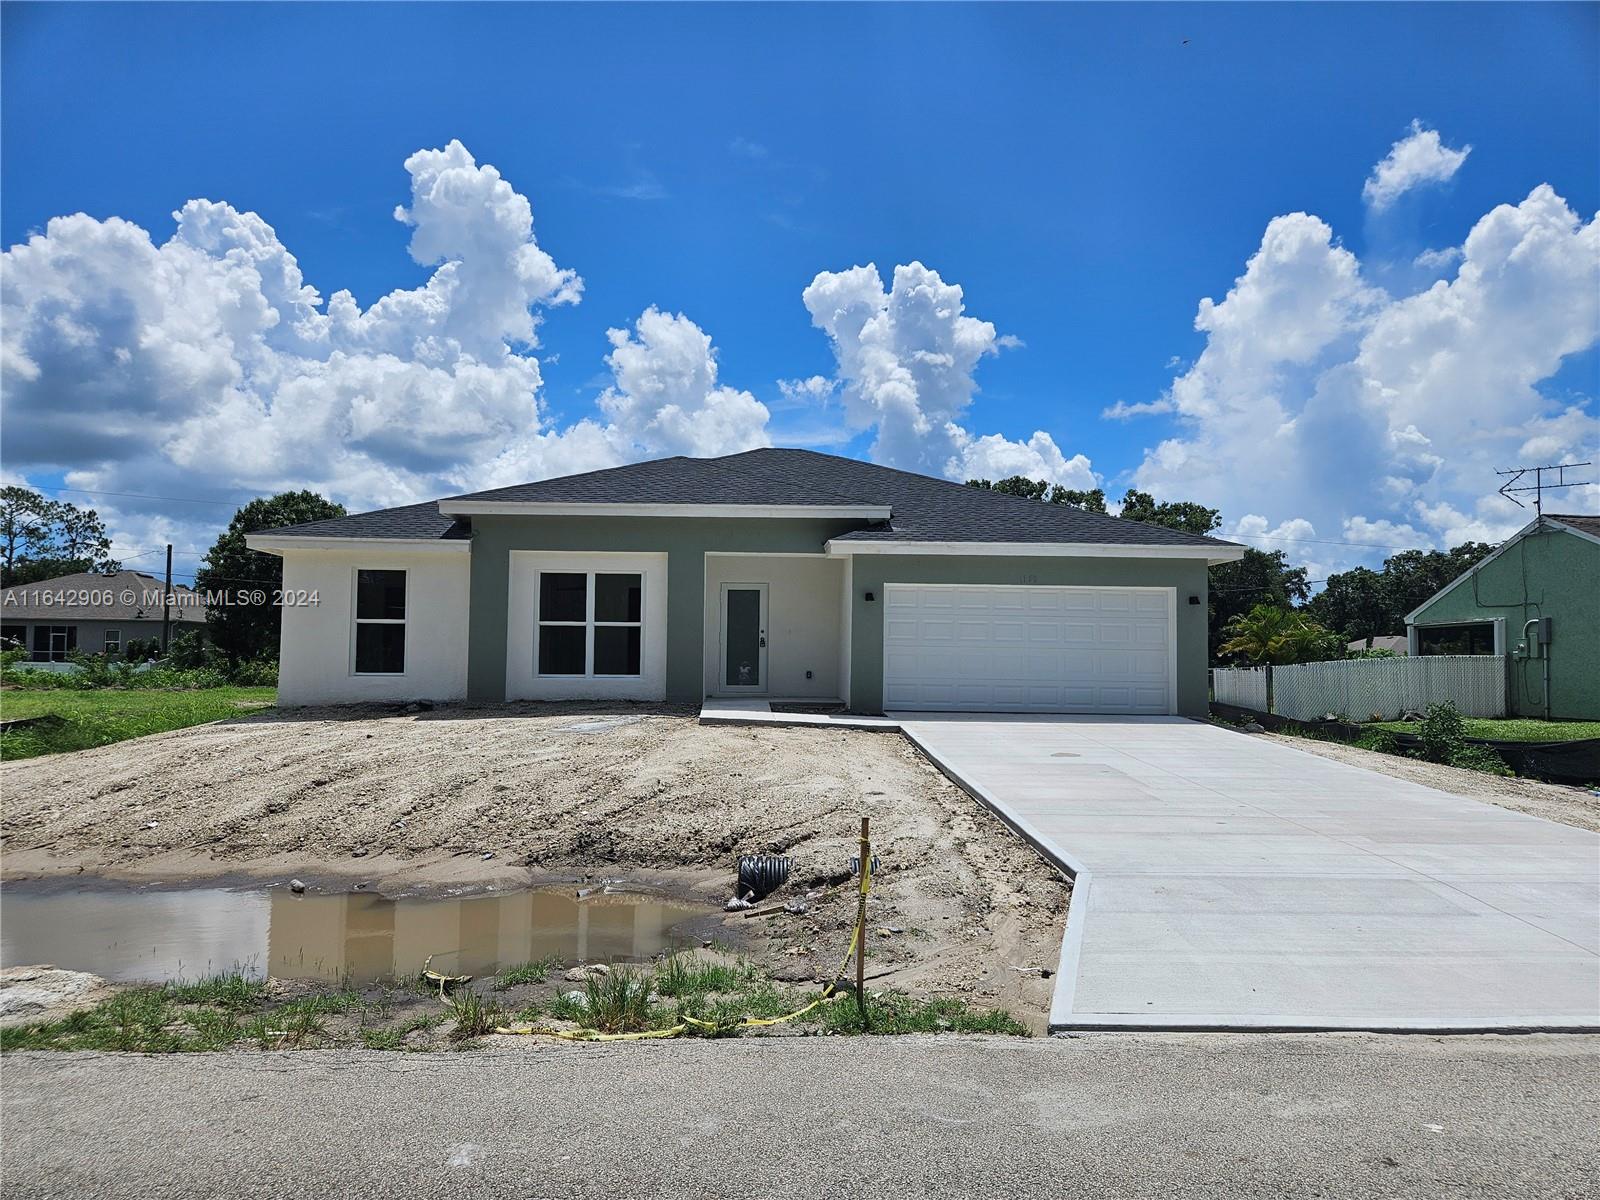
left=1496, top=461, right=1593, bottom=515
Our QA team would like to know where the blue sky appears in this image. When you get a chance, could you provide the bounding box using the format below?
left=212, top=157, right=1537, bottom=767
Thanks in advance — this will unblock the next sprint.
left=3, top=2, right=1597, bottom=580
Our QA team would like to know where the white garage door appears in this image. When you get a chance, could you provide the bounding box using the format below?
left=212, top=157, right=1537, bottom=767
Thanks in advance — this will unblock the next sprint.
left=883, top=584, right=1174, bottom=714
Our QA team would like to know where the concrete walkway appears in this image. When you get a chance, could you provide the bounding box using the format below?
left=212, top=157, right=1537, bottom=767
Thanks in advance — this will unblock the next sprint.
left=892, top=715, right=1600, bottom=1033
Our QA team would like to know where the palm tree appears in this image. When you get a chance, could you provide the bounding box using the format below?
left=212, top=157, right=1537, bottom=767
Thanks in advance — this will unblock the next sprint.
left=1218, top=604, right=1340, bottom=665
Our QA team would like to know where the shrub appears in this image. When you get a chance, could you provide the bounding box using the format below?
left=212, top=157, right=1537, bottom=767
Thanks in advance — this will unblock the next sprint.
left=1449, top=744, right=1513, bottom=776
left=1354, top=729, right=1399, bottom=755
left=1418, top=701, right=1466, bottom=764
left=228, top=658, right=278, bottom=687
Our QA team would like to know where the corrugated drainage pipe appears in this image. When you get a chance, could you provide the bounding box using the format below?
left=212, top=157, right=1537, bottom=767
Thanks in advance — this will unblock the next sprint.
left=737, top=855, right=791, bottom=901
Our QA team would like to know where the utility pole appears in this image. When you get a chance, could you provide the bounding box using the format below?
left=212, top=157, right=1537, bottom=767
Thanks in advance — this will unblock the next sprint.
left=162, top=543, right=173, bottom=654
left=1495, top=462, right=1593, bottom=515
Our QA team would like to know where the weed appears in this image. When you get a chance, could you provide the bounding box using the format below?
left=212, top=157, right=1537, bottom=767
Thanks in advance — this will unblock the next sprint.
left=492, top=958, right=562, bottom=990
left=446, top=989, right=504, bottom=1041
left=1419, top=701, right=1466, bottom=763
left=1353, top=729, right=1399, bottom=755
left=167, top=972, right=267, bottom=1012
left=653, top=954, right=756, bottom=998
left=185, top=1007, right=243, bottom=1050
left=548, top=991, right=589, bottom=1022
left=1449, top=744, right=1514, bottom=776
left=359, top=1025, right=408, bottom=1051
left=815, top=992, right=1029, bottom=1037
left=582, top=967, right=653, bottom=1033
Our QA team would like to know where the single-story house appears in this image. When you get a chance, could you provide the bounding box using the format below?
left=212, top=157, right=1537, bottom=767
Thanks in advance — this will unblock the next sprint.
left=246, top=449, right=1244, bottom=715
left=1406, top=512, right=1599, bottom=720
left=1, top=570, right=207, bottom=662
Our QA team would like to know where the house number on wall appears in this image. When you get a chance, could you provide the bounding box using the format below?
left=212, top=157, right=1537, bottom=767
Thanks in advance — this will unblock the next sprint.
left=1019, top=574, right=1039, bottom=585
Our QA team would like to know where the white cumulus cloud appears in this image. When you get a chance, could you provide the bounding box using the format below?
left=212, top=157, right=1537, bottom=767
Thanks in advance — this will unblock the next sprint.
left=1363, top=120, right=1472, bottom=211
left=1132, top=181, right=1599, bottom=571
left=801, top=260, right=1090, bottom=485
left=0, top=140, right=775, bottom=561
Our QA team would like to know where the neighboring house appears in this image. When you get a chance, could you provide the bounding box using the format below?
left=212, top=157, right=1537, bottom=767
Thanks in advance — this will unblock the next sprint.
left=1406, top=513, right=1599, bottom=720
left=1347, top=635, right=1408, bottom=655
left=1, top=570, right=208, bottom=662
left=246, top=449, right=1244, bottom=715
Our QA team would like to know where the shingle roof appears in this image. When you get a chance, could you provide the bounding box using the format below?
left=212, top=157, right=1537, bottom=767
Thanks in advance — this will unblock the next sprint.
left=254, top=501, right=468, bottom=542
left=1, top=570, right=207, bottom=622
left=1549, top=513, right=1600, bottom=538
left=263, top=449, right=1239, bottom=549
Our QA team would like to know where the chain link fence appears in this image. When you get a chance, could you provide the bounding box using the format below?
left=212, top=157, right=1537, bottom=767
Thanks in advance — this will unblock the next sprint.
left=1212, top=655, right=1506, bottom=721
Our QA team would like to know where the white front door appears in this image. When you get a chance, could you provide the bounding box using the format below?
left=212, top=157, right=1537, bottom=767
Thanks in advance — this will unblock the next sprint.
left=719, top=583, right=769, bottom=693
left=882, top=584, right=1175, bottom=714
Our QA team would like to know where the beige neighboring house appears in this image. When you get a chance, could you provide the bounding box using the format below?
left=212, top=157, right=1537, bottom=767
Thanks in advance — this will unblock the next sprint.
left=1346, top=635, right=1408, bottom=656
left=1, top=570, right=207, bottom=662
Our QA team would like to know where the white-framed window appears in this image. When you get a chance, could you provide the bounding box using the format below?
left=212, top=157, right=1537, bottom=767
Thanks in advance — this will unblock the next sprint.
left=536, top=571, right=643, bottom=677
left=352, top=569, right=406, bottom=675
left=104, top=629, right=122, bottom=655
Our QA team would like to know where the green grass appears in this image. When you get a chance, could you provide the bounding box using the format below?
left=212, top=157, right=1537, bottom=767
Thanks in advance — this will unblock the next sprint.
left=653, top=953, right=758, bottom=998
left=491, top=958, right=563, bottom=990
left=0, top=686, right=276, bottom=760
left=815, top=992, right=1031, bottom=1037
left=1370, top=717, right=1600, bottom=743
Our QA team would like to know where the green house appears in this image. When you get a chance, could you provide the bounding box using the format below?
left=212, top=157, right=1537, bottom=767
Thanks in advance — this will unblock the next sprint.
left=1406, top=513, right=1600, bottom=720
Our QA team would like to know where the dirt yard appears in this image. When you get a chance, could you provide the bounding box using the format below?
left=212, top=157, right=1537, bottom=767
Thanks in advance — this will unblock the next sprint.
left=1255, top=731, right=1600, bottom=832
left=0, top=703, right=1070, bottom=1028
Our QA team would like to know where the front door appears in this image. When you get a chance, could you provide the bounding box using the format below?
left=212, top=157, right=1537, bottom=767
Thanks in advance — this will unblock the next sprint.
left=720, top=584, right=768, bottom=693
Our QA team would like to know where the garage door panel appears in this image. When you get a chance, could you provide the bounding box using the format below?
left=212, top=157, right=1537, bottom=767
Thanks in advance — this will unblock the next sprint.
left=883, top=584, right=1173, bottom=714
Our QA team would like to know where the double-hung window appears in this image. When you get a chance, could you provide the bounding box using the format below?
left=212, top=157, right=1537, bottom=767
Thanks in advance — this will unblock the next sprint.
left=353, top=570, right=406, bottom=674
left=537, top=572, right=642, bottom=677
left=104, top=629, right=122, bottom=655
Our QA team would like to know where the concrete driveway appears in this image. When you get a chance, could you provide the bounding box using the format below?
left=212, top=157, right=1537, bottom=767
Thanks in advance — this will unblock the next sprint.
left=892, top=715, right=1600, bottom=1032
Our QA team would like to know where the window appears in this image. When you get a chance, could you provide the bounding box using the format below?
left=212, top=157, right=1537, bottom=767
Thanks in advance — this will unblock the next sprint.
left=33, top=625, right=76, bottom=662
left=537, top=571, right=643, bottom=677
left=353, top=570, right=406, bottom=674
left=1417, top=623, right=1495, bottom=656
left=104, top=629, right=122, bottom=655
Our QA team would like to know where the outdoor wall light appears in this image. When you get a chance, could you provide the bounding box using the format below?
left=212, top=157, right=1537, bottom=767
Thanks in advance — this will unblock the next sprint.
left=864, top=591, right=876, bottom=602
left=1188, top=595, right=1201, bottom=605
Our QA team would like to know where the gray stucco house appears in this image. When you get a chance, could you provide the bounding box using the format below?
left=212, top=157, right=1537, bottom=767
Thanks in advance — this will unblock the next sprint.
left=1, top=570, right=207, bottom=663
left=247, top=449, right=1243, bottom=715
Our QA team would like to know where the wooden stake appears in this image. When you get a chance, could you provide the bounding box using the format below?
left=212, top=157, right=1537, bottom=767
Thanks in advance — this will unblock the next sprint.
left=856, top=815, right=869, bottom=1027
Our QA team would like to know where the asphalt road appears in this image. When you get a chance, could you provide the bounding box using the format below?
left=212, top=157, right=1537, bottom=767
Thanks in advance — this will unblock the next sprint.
left=3, top=1034, right=1596, bottom=1199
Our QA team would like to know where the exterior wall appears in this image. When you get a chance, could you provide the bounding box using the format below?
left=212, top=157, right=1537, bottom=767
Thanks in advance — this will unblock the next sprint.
left=506, top=550, right=669, bottom=701
left=702, top=555, right=845, bottom=699
left=466, top=516, right=860, bottom=702
left=1408, top=527, right=1599, bottom=719
left=844, top=554, right=1212, bottom=717
left=276, top=547, right=470, bottom=706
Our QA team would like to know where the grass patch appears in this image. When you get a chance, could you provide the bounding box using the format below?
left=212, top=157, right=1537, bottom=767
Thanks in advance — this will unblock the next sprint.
left=0, top=686, right=277, bottom=760
left=580, top=968, right=653, bottom=1034
left=445, top=989, right=504, bottom=1041
left=492, top=958, right=562, bottom=990
left=1371, top=717, right=1600, bottom=743
left=815, top=992, right=1030, bottom=1037
left=653, top=953, right=758, bottom=998
left=166, top=972, right=269, bottom=1011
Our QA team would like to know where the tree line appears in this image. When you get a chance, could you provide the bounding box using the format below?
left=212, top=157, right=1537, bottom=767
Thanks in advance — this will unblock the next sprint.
left=966, top=476, right=1494, bottom=665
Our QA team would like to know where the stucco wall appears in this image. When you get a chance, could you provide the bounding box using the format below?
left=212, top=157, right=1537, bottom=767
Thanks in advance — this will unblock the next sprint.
left=1408, top=526, right=1599, bottom=719
left=702, top=555, right=844, bottom=699
left=466, top=516, right=860, bottom=702
left=277, top=547, right=471, bottom=706
left=844, top=554, right=1212, bottom=717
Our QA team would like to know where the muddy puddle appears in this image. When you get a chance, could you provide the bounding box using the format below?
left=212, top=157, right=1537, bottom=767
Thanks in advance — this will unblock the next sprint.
left=0, top=884, right=706, bottom=985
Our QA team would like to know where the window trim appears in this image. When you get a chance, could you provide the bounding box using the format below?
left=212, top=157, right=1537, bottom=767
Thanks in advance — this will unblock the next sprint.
left=350, top=568, right=408, bottom=677
left=1413, top=619, right=1498, bottom=657
left=104, top=629, right=122, bottom=655
left=535, top=570, right=645, bottom=679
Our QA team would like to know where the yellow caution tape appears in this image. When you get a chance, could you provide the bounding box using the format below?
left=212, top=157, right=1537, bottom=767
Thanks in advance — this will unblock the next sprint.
left=490, top=852, right=873, bottom=1041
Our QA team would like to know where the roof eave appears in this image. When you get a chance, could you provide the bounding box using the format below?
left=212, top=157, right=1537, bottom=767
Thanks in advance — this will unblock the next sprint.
left=245, top=534, right=471, bottom=555
left=824, top=539, right=1245, bottom=565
